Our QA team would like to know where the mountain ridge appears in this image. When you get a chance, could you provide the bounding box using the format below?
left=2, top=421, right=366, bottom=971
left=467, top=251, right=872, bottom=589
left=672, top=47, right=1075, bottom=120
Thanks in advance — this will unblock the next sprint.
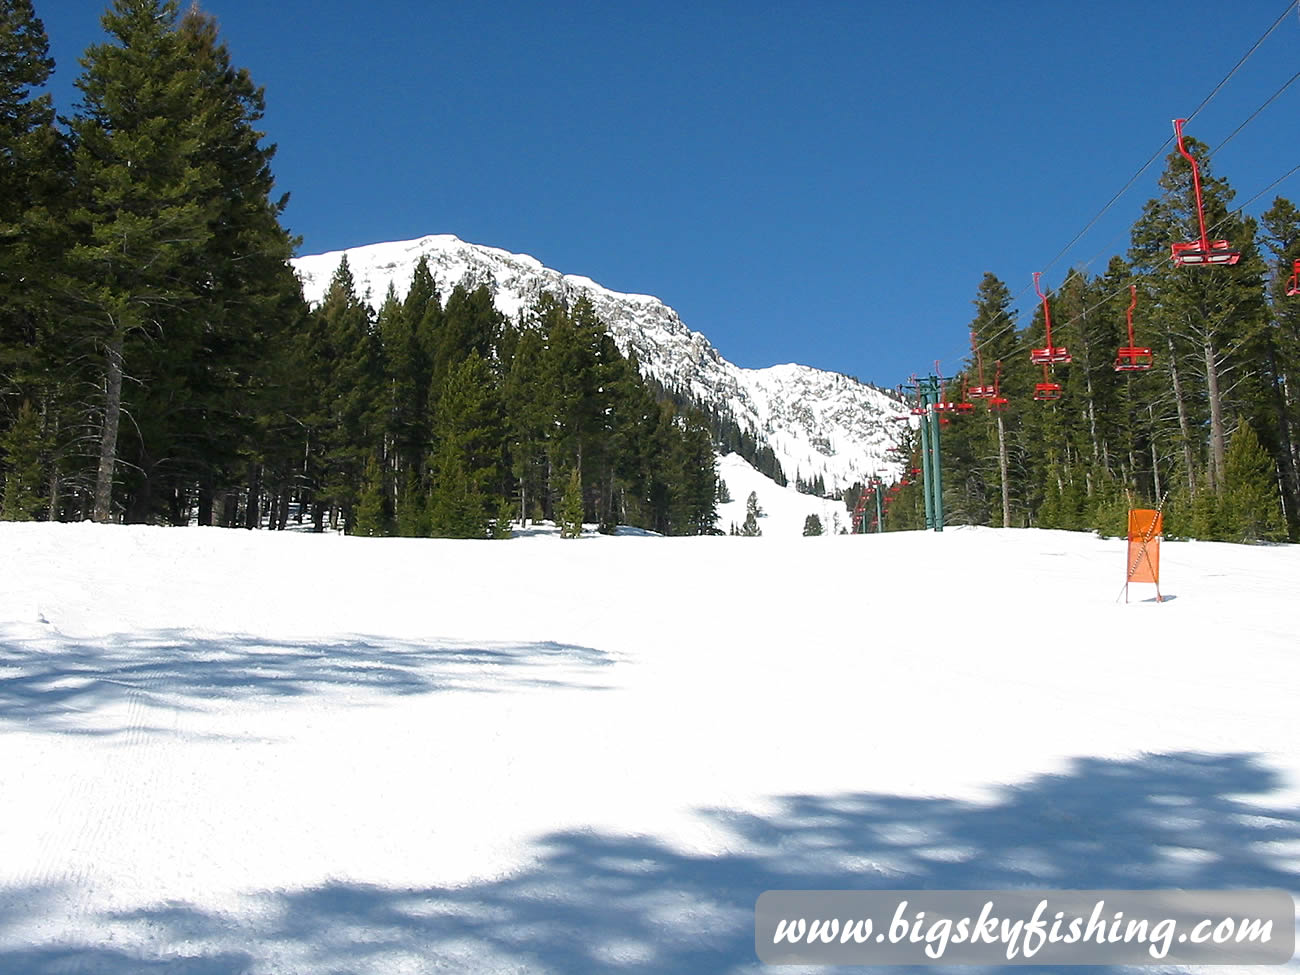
left=291, top=234, right=903, bottom=492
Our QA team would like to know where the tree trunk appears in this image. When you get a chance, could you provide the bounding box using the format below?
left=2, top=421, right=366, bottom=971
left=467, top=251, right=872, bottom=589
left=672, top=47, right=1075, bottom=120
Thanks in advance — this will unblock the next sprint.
left=1203, top=336, right=1227, bottom=493
left=1148, top=405, right=1163, bottom=502
left=1166, top=332, right=1197, bottom=495
left=1084, top=370, right=1103, bottom=471
left=996, top=413, right=1010, bottom=528
left=197, top=480, right=214, bottom=526
left=244, top=463, right=262, bottom=529
left=93, top=334, right=125, bottom=522
left=1265, top=346, right=1299, bottom=524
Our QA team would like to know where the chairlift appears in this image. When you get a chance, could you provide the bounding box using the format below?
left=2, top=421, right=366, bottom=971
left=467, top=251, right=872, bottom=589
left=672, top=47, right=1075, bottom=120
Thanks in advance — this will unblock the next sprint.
left=1114, top=284, right=1154, bottom=372
left=1033, top=363, right=1062, bottom=402
left=967, top=330, right=997, bottom=398
left=1029, top=272, right=1071, bottom=364
left=1286, top=259, right=1300, bottom=297
left=907, top=375, right=928, bottom=416
left=988, top=361, right=1009, bottom=412
left=1169, top=118, right=1239, bottom=267
left=931, top=363, right=971, bottom=415
left=955, top=382, right=977, bottom=415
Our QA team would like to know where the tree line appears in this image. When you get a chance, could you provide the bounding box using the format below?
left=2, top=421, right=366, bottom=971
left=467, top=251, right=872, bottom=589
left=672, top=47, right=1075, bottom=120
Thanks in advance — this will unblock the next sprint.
left=876, top=134, right=1296, bottom=543
left=0, top=0, right=717, bottom=537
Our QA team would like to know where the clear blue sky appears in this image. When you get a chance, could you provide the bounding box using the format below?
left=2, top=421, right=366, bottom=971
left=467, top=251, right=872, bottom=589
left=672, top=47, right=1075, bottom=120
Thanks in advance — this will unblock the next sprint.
left=38, top=1, right=1300, bottom=388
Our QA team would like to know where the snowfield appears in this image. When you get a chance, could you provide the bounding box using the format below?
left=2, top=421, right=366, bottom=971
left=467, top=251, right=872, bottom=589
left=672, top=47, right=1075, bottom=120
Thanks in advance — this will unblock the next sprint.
left=1, top=520, right=1298, bottom=973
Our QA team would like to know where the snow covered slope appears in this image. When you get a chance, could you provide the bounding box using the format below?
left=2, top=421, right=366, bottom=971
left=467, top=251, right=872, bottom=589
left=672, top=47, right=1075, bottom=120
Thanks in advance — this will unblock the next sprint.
left=715, top=452, right=850, bottom=536
left=2, top=522, right=1298, bottom=973
left=292, top=235, right=904, bottom=491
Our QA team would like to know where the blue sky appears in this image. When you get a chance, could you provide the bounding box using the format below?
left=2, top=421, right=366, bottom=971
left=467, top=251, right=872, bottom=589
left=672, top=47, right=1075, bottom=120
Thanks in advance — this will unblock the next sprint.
left=38, top=1, right=1300, bottom=388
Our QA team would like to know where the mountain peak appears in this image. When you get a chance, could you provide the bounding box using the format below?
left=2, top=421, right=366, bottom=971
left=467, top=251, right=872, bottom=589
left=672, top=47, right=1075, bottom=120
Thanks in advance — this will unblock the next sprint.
left=291, top=235, right=903, bottom=492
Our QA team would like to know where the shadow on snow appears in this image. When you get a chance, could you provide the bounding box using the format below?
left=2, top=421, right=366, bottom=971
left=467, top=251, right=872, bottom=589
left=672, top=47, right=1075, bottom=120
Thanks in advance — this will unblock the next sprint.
left=0, top=751, right=1296, bottom=973
left=0, top=628, right=615, bottom=735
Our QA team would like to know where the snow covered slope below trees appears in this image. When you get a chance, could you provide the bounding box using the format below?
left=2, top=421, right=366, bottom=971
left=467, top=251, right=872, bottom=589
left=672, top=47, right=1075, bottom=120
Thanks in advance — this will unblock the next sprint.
left=292, top=235, right=904, bottom=492
left=3, top=522, right=1299, bottom=972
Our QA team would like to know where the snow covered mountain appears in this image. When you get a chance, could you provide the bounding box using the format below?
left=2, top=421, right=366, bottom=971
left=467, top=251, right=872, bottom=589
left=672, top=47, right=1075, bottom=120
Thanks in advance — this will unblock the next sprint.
left=291, top=235, right=904, bottom=491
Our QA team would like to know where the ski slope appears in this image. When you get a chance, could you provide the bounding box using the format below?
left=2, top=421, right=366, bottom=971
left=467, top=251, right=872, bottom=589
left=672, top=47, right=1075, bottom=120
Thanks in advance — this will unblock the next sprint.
left=1, top=521, right=1298, bottom=973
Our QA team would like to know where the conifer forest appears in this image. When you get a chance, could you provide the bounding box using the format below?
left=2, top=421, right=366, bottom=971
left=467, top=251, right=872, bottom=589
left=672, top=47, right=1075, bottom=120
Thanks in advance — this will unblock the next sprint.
left=2, top=0, right=1297, bottom=544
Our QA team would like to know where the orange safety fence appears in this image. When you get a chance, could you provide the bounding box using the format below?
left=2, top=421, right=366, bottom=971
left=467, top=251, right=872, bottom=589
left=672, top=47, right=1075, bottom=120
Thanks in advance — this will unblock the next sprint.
left=1125, top=508, right=1163, bottom=602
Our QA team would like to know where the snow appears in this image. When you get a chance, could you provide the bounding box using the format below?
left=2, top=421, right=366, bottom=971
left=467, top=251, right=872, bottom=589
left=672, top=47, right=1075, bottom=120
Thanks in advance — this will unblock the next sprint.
left=715, top=453, right=850, bottom=536
left=2, top=521, right=1298, bottom=973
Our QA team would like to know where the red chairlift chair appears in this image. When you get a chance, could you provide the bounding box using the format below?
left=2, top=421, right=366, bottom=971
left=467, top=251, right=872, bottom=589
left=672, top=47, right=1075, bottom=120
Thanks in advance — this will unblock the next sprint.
left=1286, top=259, right=1300, bottom=297
left=908, top=377, right=928, bottom=416
left=988, top=361, right=1009, bottom=412
left=1169, top=118, right=1240, bottom=267
left=1029, top=272, right=1071, bottom=365
left=1033, top=363, right=1062, bottom=402
left=967, top=330, right=997, bottom=398
left=954, top=382, right=977, bottom=416
left=1114, top=284, right=1154, bottom=372
left=931, top=364, right=966, bottom=415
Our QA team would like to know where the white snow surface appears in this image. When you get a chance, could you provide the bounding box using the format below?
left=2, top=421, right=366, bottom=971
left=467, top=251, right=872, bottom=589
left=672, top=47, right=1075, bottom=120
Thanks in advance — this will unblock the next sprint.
left=291, top=235, right=906, bottom=492
left=715, top=453, right=849, bottom=537
left=2, top=521, right=1299, bottom=973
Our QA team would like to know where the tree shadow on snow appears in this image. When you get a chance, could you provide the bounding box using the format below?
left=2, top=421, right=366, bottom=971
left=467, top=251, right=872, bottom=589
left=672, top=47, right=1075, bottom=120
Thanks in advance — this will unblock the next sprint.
left=1, top=751, right=1296, bottom=973
left=0, top=629, right=615, bottom=735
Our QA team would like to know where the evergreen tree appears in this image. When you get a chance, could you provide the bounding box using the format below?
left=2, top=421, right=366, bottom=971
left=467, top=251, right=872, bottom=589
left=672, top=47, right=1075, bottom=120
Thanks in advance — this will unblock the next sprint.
left=428, top=446, right=486, bottom=539
left=502, top=324, right=550, bottom=524
left=352, top=453, right=391, bottom=537
left=159, top=6, right=300, bottom=527
left=490, top=496, right=514, bottom=540
left=741, top=491, right=762, bottom=536
left=394, top=467, right=431, bottom=537
left=559, top=467, right=584, bottom=538
left=0, top=0, right=67, bottom=512
left=306, top=256, right=383, bottom=528
left=0, top=400, right=44, bottom=519
left=665, top=412, right=718, bottom=534
left=428, top=351, right=502, bottom=538
left=803, top=513, right=823, bottom=536
left=1220, top=421, right=1286, bottom=542
left=68, top=0, right=219, bottom=521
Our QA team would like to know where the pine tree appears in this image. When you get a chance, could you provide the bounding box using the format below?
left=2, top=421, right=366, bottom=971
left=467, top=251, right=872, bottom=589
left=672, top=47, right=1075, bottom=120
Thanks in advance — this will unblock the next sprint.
left=428, top=447, right=486, bottom=539
left=352, top=454, right=390, bottom=537
left=803, top=513, right=823, bottom=536
left=502, top=324, right=550, bottom=525
left=1220, top=421, right=1286, bottom=542
left=559, top=467, right=584, bottom=538
left=490, top=496, right=514, bottom=540
left=1, top=400, right=44, bottom=520
left=68, top=0, right=220, bottom=522
left=665, top=412, right=718, bottom=534
left=0, top=0, right=68, bottom=496
left=741, top=491, right=762, bottom=536
left=394, top=467, right=431, bottom=537
left=158, top=6, right=300, bottom=527
left=307, top=256, right=383, bottom=528
left=428, top=352, right=502, bottom=539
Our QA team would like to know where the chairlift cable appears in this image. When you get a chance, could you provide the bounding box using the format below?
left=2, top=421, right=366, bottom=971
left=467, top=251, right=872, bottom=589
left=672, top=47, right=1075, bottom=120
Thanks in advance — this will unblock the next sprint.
left=951, top=1, right=1298, bottom=369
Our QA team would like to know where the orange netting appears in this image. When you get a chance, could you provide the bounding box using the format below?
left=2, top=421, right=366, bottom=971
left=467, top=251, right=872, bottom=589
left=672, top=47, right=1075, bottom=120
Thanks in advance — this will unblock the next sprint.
left=1126, top=509, right=1162, bottom=585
